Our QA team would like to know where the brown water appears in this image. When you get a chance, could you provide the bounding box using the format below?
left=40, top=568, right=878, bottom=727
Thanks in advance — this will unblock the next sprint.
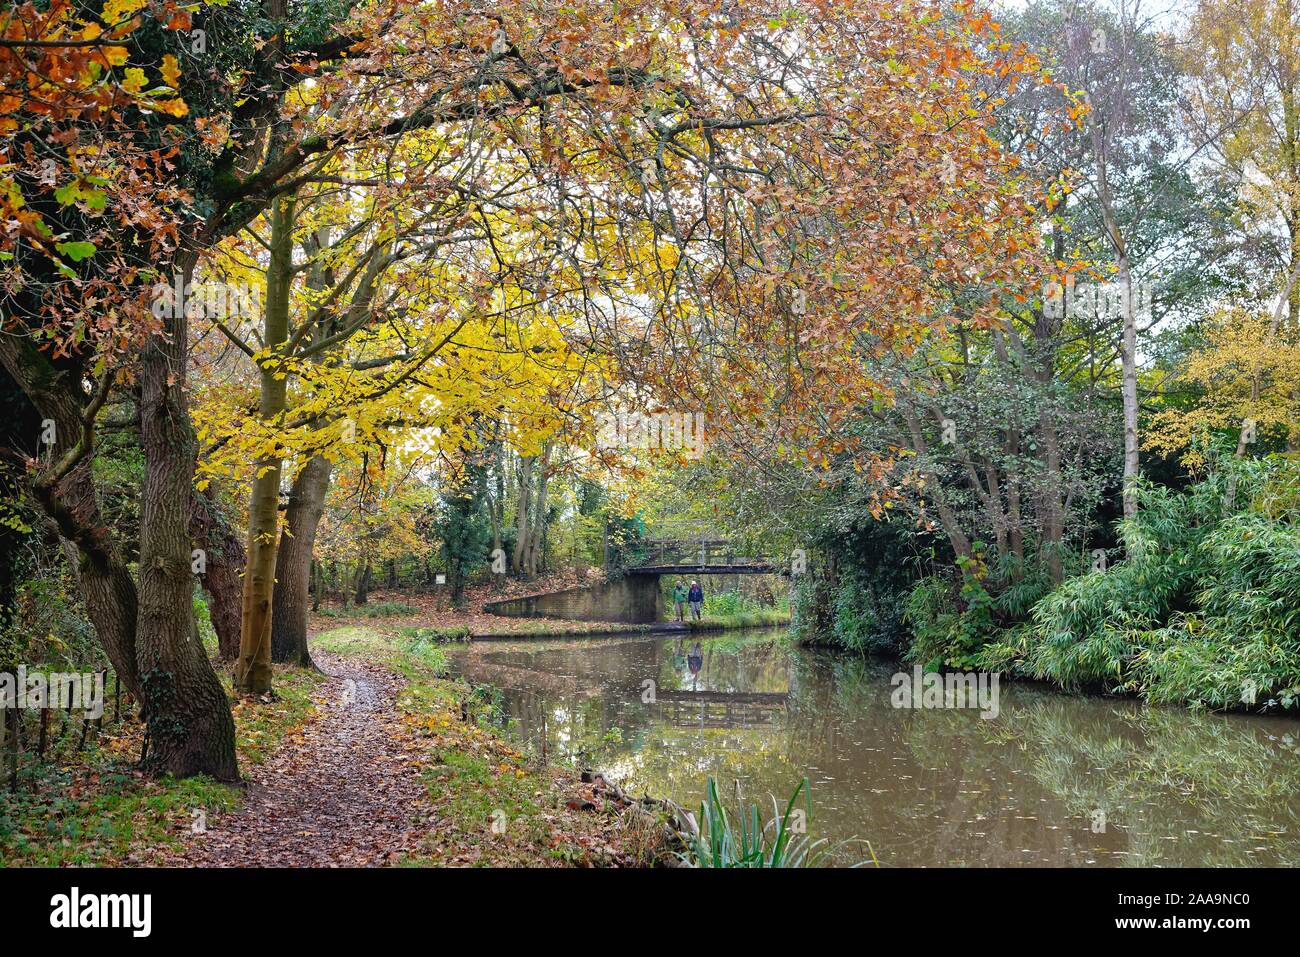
left=449, top=629, right=1300, bottom=866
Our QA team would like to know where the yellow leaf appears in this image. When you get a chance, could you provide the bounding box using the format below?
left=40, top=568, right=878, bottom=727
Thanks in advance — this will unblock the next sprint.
left=122, top=67, right=147, bottom=94
left=102, top=0, right=149, bottom=26
left=161, top=54, right=181, bottom=88
left=145, top=97, right=190, bottom=118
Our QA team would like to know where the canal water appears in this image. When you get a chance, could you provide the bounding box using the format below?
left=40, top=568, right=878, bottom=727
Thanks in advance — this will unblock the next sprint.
left=448, top=628, right=1300, bottom=866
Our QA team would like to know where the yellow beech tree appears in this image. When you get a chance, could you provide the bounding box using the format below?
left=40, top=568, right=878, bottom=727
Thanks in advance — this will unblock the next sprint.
left=192, top=155, right=608, bottom=689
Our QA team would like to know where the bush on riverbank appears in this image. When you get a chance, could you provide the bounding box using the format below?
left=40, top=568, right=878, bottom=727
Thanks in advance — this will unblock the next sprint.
left=796, top=454, right=1300, bottom=711
left=977, top=457, right=1300, bottom=709
left=686, top=609, right=791, bottom=630
left=791, top=521, right=916, bottom=654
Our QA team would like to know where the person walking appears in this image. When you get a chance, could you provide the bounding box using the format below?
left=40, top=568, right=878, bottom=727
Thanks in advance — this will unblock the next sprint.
left=688, top=580, right=704, bottom=621
left=672, top=579, right=688, bottom=622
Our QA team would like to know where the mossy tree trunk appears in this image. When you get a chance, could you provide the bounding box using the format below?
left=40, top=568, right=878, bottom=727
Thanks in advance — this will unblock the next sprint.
left=136, top=255, right=238, bottom=779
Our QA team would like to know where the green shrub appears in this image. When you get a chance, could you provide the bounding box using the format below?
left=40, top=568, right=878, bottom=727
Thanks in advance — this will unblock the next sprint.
left=829, top=577, right=905, bottom=655
left=701, top=590, right=756, bottom=617
left=980, top=456, right=1300, bottom=710
left=0, top=568, right=98, bottom=671
left=399, top=625, right=470, bottom=644
left=902, top=551, right=1031, bottom=670
left=193, top=588, right=216, bottom=653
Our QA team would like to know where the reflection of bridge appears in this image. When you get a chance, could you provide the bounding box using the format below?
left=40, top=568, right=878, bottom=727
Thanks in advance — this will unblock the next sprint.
left=653, top=690, right=788, bottom=728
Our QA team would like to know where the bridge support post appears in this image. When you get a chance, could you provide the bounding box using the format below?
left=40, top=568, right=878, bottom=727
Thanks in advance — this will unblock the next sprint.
left=629, top=573, right=662, bottom=623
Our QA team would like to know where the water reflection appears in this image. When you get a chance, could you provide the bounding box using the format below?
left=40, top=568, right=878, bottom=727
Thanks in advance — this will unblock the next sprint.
left=449, top=629, right=1300, bottom=867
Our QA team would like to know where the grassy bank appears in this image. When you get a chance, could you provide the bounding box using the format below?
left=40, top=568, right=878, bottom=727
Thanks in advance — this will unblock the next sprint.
left=681, top=609, right=791, bottom=630
left=0, top=665, right=321, bottom=867
left=315, top=604, right=789, bottom=640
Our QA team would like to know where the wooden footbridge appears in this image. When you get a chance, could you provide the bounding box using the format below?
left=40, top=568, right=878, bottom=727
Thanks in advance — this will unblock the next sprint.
left=626, top=532, right=775, bottom=576
left=487, top=525, right=779, bottom=624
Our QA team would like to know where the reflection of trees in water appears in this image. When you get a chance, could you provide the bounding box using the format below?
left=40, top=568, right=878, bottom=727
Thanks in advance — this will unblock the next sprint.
left=454, top=635, right=1300, bottom=866
left=983, top=699, right=1300, bottom=867
left=890, top=695, right=1126, bottom=866
left=777, top=654, right=1081, bottom=865
left=457, top=631, right=796, bottom=771
left=893, top=684, right=1300, bottom=866
left=783, top=654, right=1300, bottom=866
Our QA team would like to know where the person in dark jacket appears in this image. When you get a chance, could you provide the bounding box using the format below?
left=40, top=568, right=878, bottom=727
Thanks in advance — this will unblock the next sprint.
left=687, top=581, right=704, bottom=620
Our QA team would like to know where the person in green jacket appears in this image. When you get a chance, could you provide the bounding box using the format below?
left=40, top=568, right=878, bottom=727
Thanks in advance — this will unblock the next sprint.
left=671, top=580, right=688, bottom=622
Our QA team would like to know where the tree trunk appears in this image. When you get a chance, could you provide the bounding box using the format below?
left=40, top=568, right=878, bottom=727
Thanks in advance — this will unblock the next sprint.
left=0, top=337, right=144, bottom=700
left=136, top=256, right=238, bottom=780
left=235, top=195, right=296, bottom=694
left=1117, top=253, right=1140, bottom=520
left=1037, top=229, right=1067, bottom=584
left=1039, top=404, right=1066, bottom=584
left=512, top=455, right=534, bottom=575
left=190, top=485, right=245, bottom=660
left=492, top=446, right=504, bottom=555
left=1090, top=116, right=1140, bottom=521
left=311, top=561, right=322, bottom=612
left=901, top=409, right=973, bottom=561
left=270, top=454, right=332, bottom=666
left=354, top=561, right=371, bottom=604
left=527, top=443, right=552, bottom=577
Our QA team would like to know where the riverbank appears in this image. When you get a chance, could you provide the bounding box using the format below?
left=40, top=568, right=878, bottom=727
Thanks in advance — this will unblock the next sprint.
left=0, top=629, right=677, bottom=867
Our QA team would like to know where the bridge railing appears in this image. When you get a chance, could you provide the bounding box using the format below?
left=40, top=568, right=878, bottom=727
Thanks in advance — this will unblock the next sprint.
left=634, top=538, right=770, bottom=568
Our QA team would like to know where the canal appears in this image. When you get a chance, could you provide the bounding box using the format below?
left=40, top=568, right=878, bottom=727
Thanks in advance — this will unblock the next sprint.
left=449, top=628, right=1300, bottom=866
